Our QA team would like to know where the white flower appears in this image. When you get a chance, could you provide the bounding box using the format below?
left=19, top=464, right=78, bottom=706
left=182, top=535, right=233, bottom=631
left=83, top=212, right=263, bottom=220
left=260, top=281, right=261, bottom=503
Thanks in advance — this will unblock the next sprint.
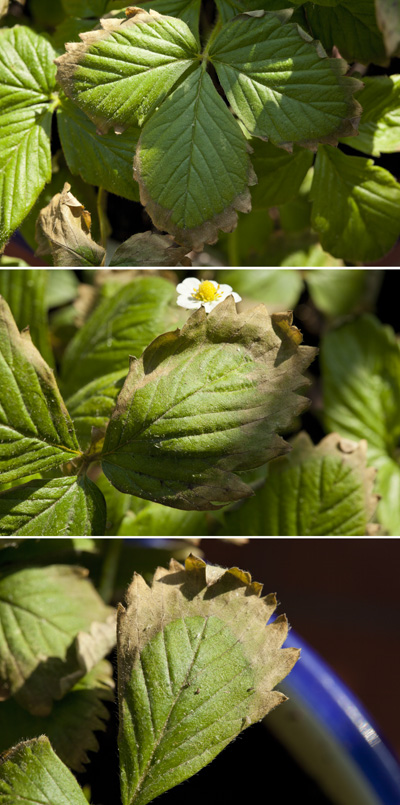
left=176, top=277, right=241, bottom=313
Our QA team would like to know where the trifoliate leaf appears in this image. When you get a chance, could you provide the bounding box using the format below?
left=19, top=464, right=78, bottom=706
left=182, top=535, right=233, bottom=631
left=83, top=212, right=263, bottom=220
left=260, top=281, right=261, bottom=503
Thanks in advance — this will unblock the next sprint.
left=306, top=0, right=387, bottom=66
left=61, top=276, right=185, bottom=397
left=0, top=660, right=114, bottom=772
left=0, top=564, right=115, bottom=714
left=340, top=75, right=400, bottom=157
left=209, top=10, right=362, bottom=149
left=101, top=296, right=316, bottom=510
left=311, top=145, right=400, bottom=262
left=222, top=433, right=379, bottom=536
left=118, top=554, right=299, bottom=805
left=57, top=95, right=141, bottom=201
left=55, top=9, right=199, bottom=133
left=0, top=27, right=57, bottom=251
left=375, top=0, right=400, bottom=56
left=0, top=269, right=53, bottom=366
left=134, top=68, right=255, bottom=251
left=0, top=476, right=106, bottom=537
left=0, top=737, right=89, bottom=805
left=35, top=183, right=105, bottom=267
left=0, top=297, right=81, bottom=485
left=109, top=231, right=191, bottom=267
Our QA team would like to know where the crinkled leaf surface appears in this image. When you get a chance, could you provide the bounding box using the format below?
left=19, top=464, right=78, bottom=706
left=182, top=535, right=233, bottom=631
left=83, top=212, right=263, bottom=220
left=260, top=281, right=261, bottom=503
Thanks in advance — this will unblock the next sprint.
left=340, top=75, right=400, bottom=157
left=55, top=10, right=199, bottom=132
left=101, top=297, right=316, bottom=510
left=311, top=145, right=400, bottom=262
left=250, top=140, right=314, bottom=209
left=209, top=10, right=362, bottom=149
left=0, top=737, right=88, bottom=805
left=118, top=555, right=299, bottom=805
left=0, top=476, right=106, bottom=537
left=36, top=183, right=105, bottom=267
left=321, top=314, right=400, bottom=536
left=57, top=96, right=140, bottom=201
left=215, top=269, right=304, bottom=311
left=0, top=563, right=115, bottom=713
left=375, top=0, right=400, bottom=56
left=0, top=660, right=114, bottom=772
left=223, top=433, right=378, bottom=536
left=134, top=68, right=254, bottom=250
left=66, top=370, right=127, bottom=449
left=0, top=27, right=57, bottom=250
left=0, top=297, right=81, bottom=485
left=61, top=276, right=185, bottom=397
left=0, top=269, right=53, bottom=366
left=306, top=0, right=387, bottom=66
left=110, top=232, right=191, bottom=267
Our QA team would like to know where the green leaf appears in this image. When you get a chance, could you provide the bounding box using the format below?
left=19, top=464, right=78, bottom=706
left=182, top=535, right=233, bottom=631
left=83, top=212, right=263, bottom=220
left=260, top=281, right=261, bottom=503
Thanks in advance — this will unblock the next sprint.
left=57, top=95, right=140, bottom=201
left=53, top=17, right=99, bottom=51
left=0, top=736, right=89, bottom=805
left=61, top=275, right=185, bottom=397
left=109, top=231, right=191, bottom=267
left=215, top=269, right=304, bottom=311
left=55, top=9, right=199, bottom=133
left=117, top=500, right=209, bottom=536
left=0, top=27, right=57, bottom=250
left=321, top=314, right=400, bottom=464
left=221, top=433, right=379, bottom=536
left=374, top=458, right=400, bottom=536
left=66, top=369, right=127, bottom=449
left=251, top=140, right=314, bottom=209
left=210, top=10, right=362, bottom=149
left=215, top=0, right=306, bottom=24
left=340, top=75, right=400, bottom=157
left=135, top=68, right=254, bottom=251
left=134, top=1, right=201, bottom=37
left=61, top=0, right=110, bottom=16
left=306, top=268, right=381, bottom=318
left=46, top=268, right=79, bottom=309
left=118, top=554, right=299, bottom=805
left=310, top=145, right=400, bottom=262
left=375, top=0, right=400, bottom=56
left=101, top=297, right=316, bottom=510
left=0, top=297, right=81, bottom=485
left=0, top=563, right=115, bottom=713
left=0, top=476, right=106, bottom=537
left=0, top=269, right=53, bottom=366
left=321, top=314, right=400, bottom=536
left=306, top=0, right=387, bottom=65
left=0, top=660, right=114, bottom=772
left=35, top=182, right=105, bottom=267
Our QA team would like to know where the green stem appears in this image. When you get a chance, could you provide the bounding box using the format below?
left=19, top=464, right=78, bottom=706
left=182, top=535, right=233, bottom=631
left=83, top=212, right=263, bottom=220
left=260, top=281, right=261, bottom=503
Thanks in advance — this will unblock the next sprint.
left=97, top=186, right=109, bottom=254
left=98, top=538, right=123, bottom=604
left=202, top=14, right=223, bottom=63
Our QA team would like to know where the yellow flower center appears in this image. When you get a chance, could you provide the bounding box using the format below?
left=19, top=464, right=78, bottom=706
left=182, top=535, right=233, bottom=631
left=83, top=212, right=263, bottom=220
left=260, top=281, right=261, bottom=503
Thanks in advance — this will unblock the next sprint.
left=193, top=281, right=222, bottom=303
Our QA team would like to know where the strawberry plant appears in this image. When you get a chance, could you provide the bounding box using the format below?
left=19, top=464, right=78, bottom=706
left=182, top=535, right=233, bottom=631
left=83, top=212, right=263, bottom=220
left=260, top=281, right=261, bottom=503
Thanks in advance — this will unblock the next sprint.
left=1, top=1, right=400, bottom=265
left=0, top=545, right=300, bottom=805
left=0, top=266, right=393, bottom=537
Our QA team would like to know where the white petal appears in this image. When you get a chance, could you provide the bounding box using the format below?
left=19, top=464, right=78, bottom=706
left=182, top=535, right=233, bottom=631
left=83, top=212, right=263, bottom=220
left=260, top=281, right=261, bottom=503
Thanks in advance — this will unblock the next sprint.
left=215, top=283, right=233, bottom=294
left=176, top=277, right=199, bottom=295
left=177, top=296, right=201, bottom=309
left=232, top=292, right=242, bottom=303
left=204, top=300, right=219, bottom=312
